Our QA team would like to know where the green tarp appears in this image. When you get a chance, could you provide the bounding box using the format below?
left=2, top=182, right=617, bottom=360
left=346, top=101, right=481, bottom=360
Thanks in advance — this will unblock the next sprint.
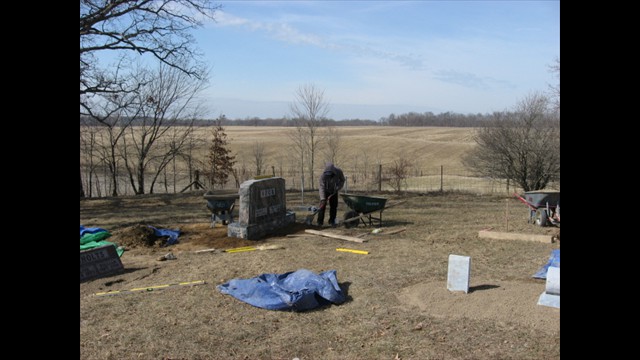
left=80, top=231, right=124, bottom=257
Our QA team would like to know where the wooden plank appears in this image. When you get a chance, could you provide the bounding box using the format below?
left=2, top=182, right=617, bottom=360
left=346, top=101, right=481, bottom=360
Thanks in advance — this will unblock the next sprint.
left=478, top=230, right=552, bottom=243
left=194, top=248, right=218, bottom=254
left=382, top=227, right=407, bottom=235
left=304, top=229, right=367, bottom=243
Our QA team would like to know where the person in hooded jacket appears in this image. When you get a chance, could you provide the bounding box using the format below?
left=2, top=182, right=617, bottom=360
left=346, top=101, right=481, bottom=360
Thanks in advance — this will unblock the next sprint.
left=317, top=162, right=345, bottom=227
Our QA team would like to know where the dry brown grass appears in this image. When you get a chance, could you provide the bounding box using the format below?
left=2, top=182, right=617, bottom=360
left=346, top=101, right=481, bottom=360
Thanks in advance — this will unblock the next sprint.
left=212, top=126, right=476, bottom=170
left=80, top=190, right=559, bottom=360
left=82, top=126, right=489, bottom=196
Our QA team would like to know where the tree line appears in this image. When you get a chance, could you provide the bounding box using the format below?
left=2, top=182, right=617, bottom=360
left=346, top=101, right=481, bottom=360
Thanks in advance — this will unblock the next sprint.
left=80, top=111, right=500, bottom=128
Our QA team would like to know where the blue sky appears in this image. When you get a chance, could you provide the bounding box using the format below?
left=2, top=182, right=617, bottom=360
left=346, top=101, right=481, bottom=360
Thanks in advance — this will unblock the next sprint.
left=193, top=1, right=559, bottom=120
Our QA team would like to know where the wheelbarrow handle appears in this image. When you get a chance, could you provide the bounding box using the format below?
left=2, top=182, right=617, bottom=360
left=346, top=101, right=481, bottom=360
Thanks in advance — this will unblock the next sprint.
left=513, top=193, right=536, bottom=210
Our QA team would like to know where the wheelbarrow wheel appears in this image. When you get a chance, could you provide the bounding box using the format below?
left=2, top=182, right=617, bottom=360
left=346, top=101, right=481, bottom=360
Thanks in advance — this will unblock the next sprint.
left=343, top=210, right=359, bottom=229
left=535, top=208, right=548, bottom=226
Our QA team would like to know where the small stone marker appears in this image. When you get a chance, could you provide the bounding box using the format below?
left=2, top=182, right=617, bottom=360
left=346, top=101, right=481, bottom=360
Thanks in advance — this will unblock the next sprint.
left=447, top=254, right=470, bottom=293
left=227, top=177, right=295, bottom=240
left=537, top=266, right=560, bottom=308
left=80, top=244, right=124, bottom=282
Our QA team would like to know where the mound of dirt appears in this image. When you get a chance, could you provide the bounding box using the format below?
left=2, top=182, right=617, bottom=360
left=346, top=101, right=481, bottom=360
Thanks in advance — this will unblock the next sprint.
left=109, top=224, right=172, bottom=249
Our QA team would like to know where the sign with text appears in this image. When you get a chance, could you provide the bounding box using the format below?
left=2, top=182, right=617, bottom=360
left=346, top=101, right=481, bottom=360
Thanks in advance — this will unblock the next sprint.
left=241, top=178, right=286, bottom=225
left=80, top=244, right=124, bottom=282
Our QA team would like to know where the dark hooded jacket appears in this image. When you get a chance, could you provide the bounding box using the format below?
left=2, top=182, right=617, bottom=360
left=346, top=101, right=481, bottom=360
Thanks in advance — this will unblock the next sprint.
left=319, top=162, right=345, bottom=200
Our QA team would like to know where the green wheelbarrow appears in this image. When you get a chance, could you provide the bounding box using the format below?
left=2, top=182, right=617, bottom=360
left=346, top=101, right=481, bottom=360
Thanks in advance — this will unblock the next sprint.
left=340, top=193, right=388, bottom=228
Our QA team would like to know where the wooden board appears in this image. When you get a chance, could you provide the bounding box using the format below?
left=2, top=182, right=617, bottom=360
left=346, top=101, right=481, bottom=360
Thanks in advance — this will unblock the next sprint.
left=304, top=229, right=367, bottom=243
left=478, top=230, right=552, bottom=243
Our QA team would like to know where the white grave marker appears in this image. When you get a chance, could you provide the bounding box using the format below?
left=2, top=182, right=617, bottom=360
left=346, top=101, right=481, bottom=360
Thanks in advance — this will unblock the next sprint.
left=537, top=266, right=560, bottom=308
left=447, top=254, right=470, bottom=293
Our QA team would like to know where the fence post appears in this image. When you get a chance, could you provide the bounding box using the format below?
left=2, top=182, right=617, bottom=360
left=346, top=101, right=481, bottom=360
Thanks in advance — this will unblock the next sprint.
left=440, top=165, right=444, bottom=192
left=377, top=164, right=382, bottom=191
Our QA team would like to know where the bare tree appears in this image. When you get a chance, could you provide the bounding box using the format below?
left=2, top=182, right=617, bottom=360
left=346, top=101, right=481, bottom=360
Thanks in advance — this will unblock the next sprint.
left=252, top=141, right=267, bottom=176
left=176, top=130, right=206, bottom=191
left=322, top=126, right=342, bottom=165
left=463, top=92, right=560, bottom=192
left=121, top=62, right=209, bottom=194
left=385, top=158, right=412, bottom=193
left=287, top=125, right=309, bottom=191
left=80, top=122, right=102, bottom=197
left=147, top=124, right=197, bottom=194
left=80, top=0, right=219, bottom=197
left=548, top=57, right=560, bottom=113
left=80, top=0, right=218, bottom=106
left=82, top=72, right=141, bottom=196
left=289, top=83, right=330, bottom=190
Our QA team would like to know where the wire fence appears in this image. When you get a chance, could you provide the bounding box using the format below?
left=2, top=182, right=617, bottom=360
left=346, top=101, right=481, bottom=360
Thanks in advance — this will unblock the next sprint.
left=80, top=164, right=558, bottom=198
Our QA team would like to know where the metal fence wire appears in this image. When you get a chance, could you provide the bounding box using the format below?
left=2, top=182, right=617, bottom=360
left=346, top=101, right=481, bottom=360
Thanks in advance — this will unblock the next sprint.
left=80, top=164, right=559, bottom=198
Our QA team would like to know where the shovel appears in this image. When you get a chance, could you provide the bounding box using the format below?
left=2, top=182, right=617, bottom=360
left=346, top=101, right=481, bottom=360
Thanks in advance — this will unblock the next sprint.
left=304, top=193, right=335, bottom=225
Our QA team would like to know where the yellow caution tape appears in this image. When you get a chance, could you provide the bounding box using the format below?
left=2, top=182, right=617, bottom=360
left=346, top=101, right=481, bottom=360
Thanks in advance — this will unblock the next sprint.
left=225, top=247, right=257, bottom=253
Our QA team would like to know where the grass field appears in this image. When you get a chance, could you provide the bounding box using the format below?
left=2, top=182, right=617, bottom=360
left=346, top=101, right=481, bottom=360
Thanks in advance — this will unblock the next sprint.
left=80, top=189, right=560, bottom=359
left=81, top=126, right=523, bottom=196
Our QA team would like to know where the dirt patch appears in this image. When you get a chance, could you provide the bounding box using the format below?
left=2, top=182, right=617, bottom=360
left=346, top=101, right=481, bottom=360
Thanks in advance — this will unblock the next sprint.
left=109, top=221, right=313, bottom=254
left=397, top=280, right=559, bottom=333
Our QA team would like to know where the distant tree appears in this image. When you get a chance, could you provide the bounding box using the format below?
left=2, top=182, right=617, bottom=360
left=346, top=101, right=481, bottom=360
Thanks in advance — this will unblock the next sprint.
left=287, top=125, right=308, bottom=190
left=462, top=92, right=560, bottom=192
left=82, top=71, right=140, bottom=196
left=548, top=57, right=560, bottom=113
left=80, top=122, right=102, bottom=197
left=252, top=141, right=267, bottom=176
left=206, top=120, right=237, bottom=190
left=147, top=126, right=198, bottom=194
left=322, top=126, right=342, bottom=166
left=385, top=158, right=412, bottom=192
left=289, top=83, right=330, bottom=190
left=176, top=130, right=205, bottom=191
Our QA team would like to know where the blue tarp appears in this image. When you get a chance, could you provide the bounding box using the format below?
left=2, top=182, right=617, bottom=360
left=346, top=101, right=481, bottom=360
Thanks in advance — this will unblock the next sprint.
left=217, top=269, right=346, bottom=311
left=80, top=225, right=108, bottom=237
left=148, top=226, right=181, bottom=245
left=533, top=249, right=560, bottom=279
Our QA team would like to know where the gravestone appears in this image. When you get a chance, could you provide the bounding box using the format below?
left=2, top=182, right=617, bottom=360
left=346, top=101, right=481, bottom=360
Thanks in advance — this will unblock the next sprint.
left=537, top=266, right=560, bottom=308
left=447, top=254, right=471, bottom=293
left=80, top=244, right=124, bottom=282
left=227, top=177, right=295, bottom=240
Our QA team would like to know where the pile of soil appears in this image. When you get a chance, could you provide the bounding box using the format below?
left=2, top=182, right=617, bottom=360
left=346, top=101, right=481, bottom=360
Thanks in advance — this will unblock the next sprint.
left=109, top=224, right=172, bottom=249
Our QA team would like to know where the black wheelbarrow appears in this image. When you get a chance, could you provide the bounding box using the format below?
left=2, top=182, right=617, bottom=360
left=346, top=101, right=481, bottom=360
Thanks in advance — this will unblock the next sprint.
left=203, top=190, right=240, bottom=227
left=340, top=193, right=388, bottom=228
